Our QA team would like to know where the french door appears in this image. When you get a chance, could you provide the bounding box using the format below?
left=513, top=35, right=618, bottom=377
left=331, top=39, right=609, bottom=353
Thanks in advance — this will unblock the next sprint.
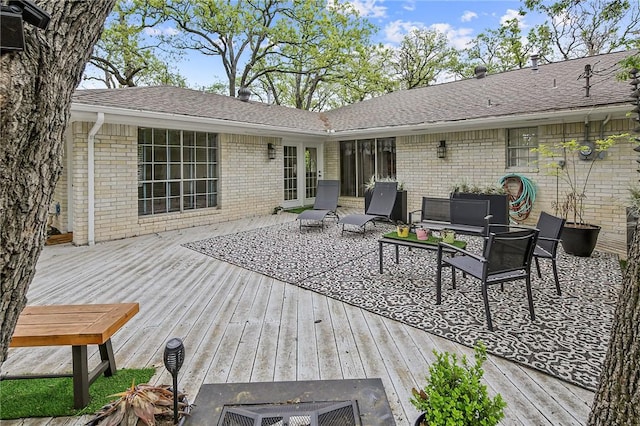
left=281, top=141, right=324, bottom=209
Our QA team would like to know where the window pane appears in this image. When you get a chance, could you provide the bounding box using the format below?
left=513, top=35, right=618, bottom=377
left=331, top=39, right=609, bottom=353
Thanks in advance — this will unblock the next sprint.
left=154, top=146, right=167, bottom=162
left=168, top=130, right=180, bottom=146
left=340, top=141, right=356, bottom=197
left=169, top=147, right=181, bottom=163
left=376, top=138, right=396, bottom=179
left=170, top=164, right=181, bottom=179
left=507, top=127, right=538, bottom=167
left=195, top=147, right=207, bottom=162
left=153, top=182, right=166, bottom=197
left=358, top=139, right=376, bottom=196
left=183, top=132, right=195, bottom=146
left=139, top=128, right=152, bottom=144
left=138, top=199, right=152, bottom=216
left=168, top=197, right=181, bottom=212
left=183, top=164, right=194, bottom=179
left=153, top=129, right=167, bottom=145
left=195, top=180, right=206, bottom=194
left=153, top=198, right=166, bottom=214
left=154, top=164, right=167, bottom=180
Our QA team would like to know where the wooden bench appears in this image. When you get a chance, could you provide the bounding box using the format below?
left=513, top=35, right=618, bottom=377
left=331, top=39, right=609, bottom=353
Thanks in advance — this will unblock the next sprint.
left=409, top=197, right=492, bottom=236
left=4, top=303, right=139, bottom=408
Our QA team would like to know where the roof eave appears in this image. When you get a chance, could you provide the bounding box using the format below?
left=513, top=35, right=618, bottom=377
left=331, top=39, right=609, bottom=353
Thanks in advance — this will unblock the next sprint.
left=325, top=104, right=631, bottom=140
left=70, top=103, right=329, bottom=140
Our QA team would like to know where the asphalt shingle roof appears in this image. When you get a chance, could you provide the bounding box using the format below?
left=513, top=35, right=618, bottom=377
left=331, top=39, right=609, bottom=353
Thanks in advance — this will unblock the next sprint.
left=73, top=86, right=331, bottom=133
left=73, top=50, right=636, bottom=135
left=325, top=50, right=635, bottom=132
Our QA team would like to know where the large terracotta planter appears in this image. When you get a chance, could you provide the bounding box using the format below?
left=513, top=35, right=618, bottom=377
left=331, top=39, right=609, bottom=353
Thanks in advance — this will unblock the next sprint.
left=560, top=223, right=601, bottom=257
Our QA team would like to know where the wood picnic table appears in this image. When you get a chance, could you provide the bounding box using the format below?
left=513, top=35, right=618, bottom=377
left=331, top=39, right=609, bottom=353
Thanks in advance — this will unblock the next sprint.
left=6, top=303, right=139, bottom=409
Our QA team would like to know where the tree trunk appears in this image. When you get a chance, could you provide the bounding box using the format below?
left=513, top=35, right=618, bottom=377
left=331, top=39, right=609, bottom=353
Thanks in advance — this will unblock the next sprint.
left=0, top=0, right=116, bottom=367
left=587, top=220, right=640, bottom=424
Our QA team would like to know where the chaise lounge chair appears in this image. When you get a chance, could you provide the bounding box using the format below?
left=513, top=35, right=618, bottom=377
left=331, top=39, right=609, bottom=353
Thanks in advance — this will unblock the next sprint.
left=338, top=181, right=398, bottom=236
left=297, top=180, right=340, bottom=231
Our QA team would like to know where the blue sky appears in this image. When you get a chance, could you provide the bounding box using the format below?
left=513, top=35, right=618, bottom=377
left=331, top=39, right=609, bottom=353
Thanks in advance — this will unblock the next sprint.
left=176, top=0, right=542, bottom=89
left=81, top=1, right=544, bottom=89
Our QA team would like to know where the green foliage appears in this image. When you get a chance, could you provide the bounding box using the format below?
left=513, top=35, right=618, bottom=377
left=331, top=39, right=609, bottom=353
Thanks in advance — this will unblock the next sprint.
left=532, top=135, right=629, bottom=223
left=410, top=343, right=506, bottom=426
left=521, top=0, right=639, bottom=60
left=450, top=181, right=506, bottom=195
left=86, top=0, right=185, bottom=88
left=394, top=28, right=458, bottom=89
left=0, top=368, right=155, bottom=419
left=364, top=175, right=405, bottom=191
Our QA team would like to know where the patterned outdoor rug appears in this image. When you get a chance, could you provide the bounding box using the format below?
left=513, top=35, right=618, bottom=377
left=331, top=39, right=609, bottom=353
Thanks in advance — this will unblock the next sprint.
left=183, top=220, right=621, bottom=391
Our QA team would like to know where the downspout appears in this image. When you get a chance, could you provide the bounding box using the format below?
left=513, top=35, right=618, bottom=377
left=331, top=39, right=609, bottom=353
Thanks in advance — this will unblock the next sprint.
left=87, top=113, right=104, bottom=246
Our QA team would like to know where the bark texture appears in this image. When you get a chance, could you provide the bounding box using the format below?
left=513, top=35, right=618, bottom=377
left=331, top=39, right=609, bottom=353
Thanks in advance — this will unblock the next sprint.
left=587, top=220, right=640, bottom=424
left=0, top=0, right=116, bottom=366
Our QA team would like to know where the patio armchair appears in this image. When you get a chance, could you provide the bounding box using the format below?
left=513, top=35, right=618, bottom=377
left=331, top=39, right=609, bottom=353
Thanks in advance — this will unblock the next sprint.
left=338, top=181, right=398, bottom=236
left=533, top=211, right=565, bottom=295
left=297, top=180, right=340, bottom=231
left=436, top=227, right=539, bottom=331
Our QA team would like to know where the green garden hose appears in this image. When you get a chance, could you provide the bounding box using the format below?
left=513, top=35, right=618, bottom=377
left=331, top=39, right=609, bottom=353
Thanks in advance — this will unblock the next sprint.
left=499, top=174, right=536, bottom=222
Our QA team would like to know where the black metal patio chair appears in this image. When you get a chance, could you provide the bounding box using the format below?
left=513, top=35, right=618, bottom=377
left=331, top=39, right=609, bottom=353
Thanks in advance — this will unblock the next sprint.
left=436, top=227, right=539, bottom=331
left=533, top=211, right=565, bottom=295
left=338, top=181, right=397, bottom=236
left=297, top=180, right=340, bottom=231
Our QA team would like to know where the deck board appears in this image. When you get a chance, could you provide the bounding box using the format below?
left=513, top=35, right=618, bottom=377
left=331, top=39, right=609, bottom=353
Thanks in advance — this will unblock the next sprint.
left=1, top=211, right=596, bottom=425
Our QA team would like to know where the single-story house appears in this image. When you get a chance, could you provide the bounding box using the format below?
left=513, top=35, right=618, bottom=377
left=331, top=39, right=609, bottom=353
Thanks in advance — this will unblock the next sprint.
left=54, top=49, right=636, bottom=256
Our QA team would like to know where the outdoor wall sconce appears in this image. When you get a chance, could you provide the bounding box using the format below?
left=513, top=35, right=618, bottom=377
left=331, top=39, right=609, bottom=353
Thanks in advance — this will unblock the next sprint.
left=163, top=337, right=185, bottom=424
left=437, top=140, right=447, bottom=159
left=268, top=143, right=276, bottom=160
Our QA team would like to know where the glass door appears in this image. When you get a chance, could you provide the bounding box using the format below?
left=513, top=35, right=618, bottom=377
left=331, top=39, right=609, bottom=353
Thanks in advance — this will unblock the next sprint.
left=281, top=141, right=323, bottom=208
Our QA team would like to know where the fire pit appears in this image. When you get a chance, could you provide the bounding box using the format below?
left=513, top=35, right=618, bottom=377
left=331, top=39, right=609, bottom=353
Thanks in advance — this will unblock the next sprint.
left=188, top=379, right=395, bottom=426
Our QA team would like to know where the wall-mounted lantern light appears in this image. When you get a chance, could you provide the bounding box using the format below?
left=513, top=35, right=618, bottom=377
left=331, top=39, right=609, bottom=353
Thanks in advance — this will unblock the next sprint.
left=268, top=143, right=276, bottom=160
left=437, top=140, right=446, bottom=159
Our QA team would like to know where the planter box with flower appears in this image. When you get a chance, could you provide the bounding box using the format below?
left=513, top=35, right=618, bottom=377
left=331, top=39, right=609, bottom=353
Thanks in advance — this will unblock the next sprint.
left=450, top=182, right=509, bottom=225
left=532, top=134, right=629, bottom=257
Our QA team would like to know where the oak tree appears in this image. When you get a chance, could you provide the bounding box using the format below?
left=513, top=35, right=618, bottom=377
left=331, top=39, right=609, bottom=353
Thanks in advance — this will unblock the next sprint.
left=0, top=0, right=116, bottom=366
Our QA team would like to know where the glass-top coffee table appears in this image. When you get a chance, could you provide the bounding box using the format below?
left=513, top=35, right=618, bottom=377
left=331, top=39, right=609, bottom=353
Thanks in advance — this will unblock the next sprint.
left=378, top=232, right=467, bottom=273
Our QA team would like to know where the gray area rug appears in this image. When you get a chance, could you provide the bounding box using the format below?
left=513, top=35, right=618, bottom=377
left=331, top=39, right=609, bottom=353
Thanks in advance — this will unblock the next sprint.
left=183, top=220, right=621, bottom=391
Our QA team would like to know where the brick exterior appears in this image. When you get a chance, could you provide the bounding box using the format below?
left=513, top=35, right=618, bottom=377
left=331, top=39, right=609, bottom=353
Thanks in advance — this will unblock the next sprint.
left=67, top=122, right=282, bottom=245
left=64, top=117, right=634, bottom=257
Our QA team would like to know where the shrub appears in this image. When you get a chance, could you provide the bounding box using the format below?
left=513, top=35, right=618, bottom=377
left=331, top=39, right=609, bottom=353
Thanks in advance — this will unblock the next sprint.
left=410, top=342, right=506, bottom=426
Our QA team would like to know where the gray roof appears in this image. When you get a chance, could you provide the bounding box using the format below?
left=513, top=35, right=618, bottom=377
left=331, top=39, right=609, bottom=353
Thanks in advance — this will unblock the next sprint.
left=73, top=49, right=636, bottom=135
left=325, top=49, right=636, bottom=132
left=73, top=86, right=331, bottom=133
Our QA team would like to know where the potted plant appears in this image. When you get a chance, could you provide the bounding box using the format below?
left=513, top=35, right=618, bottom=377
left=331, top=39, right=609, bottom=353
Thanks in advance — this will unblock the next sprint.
left=533, top=134, right=628, bottom=257
left=364, top=175, right=408, bottom=223
left=87, top=382, right=190, bottom=426
left=410, top=342, right=506, bottom=426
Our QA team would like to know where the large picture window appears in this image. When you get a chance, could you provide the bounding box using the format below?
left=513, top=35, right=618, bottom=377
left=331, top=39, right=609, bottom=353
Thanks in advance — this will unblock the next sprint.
left=507, top=127, right=538, bottom=167
left=138, top=128, right=218, bottom=216
left=340, top=137, right=396, bottom=197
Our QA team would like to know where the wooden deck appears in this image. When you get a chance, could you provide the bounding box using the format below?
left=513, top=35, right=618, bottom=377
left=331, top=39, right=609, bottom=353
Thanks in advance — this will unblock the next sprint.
left=2, top=212, right=595, bottom=425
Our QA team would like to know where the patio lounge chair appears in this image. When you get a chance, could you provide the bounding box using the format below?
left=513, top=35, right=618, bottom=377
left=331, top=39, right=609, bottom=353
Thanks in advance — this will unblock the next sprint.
left=436, top=226, right=539, bottom=331
left=338, top=181, right=398, bottom=236
left=533, top=211, right=565, bottom=295
left=297, top=180, right=341, bottom=231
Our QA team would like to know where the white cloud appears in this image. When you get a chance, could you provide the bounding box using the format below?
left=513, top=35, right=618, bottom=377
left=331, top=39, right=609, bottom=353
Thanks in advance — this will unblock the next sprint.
left=383, top=19, right=474, bottom=50
left=383, top=19, right=425, bottom=44
left=144, top=27, right=179, bottom=36
left=429, top=23, right=474, bottom=50
left=344, top=0, right=387, bottom=18
left=403, top=0, right=416, bottom=12
left=461, top=10, right=477, bottom=23
left=500, top=9, right=526, bottom=28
